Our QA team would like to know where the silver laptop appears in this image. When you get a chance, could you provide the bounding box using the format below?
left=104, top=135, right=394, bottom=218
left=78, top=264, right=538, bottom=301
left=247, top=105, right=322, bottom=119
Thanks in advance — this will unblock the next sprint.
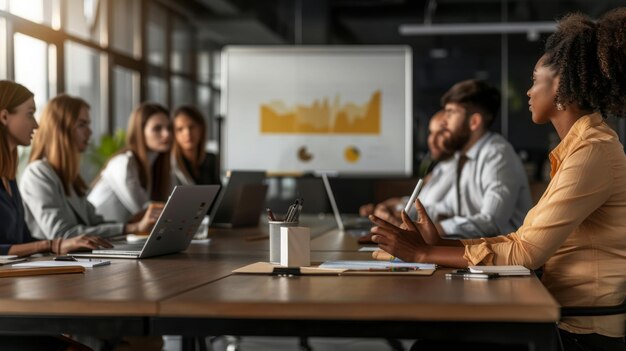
left=71, top=185, right=220, bottom=259
left=321, top=173, right=372, bottom=235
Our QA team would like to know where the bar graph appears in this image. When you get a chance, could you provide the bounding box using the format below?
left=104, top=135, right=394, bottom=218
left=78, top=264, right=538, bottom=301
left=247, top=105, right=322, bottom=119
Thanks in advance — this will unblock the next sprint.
left=260, top=90, right=381, bottom=134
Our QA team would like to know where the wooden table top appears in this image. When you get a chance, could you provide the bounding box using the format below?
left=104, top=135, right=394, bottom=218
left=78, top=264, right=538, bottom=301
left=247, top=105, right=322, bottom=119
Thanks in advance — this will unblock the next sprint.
left=158, top=269, right=560, bottom=323
left=0, top=241, right=370, bottom=317
left=0, top=248, right=260, bottom=316
left=0, top=223, right=560, bottom=325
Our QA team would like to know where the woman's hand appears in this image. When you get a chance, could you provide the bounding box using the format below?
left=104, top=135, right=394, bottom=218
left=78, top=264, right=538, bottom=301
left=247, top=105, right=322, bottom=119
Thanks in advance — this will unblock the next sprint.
left=360, top=200, right=402, bottom=227
left=373, top=203, right=402, bottom=227
left=59, top=235, right=113, bottom=254
left=405, top=199, right=443, bottom=246
left=125, top=202, right=165, bottom=235
left=369, top=212, right=428, bottom=263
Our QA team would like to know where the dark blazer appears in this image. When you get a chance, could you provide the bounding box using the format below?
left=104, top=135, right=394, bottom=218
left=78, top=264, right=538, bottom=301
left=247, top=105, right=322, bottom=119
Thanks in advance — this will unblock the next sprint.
left=173, top=152, right=220, bottom=186
left=0, top=179, right=36, bottom=254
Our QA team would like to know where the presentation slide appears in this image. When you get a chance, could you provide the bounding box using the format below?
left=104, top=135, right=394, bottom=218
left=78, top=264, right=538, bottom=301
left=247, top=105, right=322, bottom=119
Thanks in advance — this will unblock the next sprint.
left=222, top=46, right=412, bottom=176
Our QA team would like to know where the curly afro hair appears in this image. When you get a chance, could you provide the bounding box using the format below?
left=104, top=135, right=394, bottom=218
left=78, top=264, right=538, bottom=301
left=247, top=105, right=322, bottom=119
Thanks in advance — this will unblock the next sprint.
left=543, top=8, right=626, bottom=118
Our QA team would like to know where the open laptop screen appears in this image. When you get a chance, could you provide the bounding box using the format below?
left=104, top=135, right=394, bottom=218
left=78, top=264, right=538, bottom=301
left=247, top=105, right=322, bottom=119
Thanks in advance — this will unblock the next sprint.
left=321, top=174, right=372, bottom=233
left=209, top=171, right=267, bottom=227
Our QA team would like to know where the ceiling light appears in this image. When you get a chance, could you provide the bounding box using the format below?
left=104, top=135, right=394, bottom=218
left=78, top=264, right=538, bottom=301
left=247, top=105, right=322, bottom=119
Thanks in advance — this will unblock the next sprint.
left=399, top=22, right=556, bottom=36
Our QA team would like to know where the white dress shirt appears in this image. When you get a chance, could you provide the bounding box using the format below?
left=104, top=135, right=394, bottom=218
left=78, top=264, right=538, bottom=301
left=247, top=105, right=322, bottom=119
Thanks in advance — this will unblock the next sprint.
left=88, top=151, right=151, bottom=222
left=426, top=132, right=532, bottom=239
left=404, top=158, right=456, bottom=219
left=419, top=158, right=456, bottom=207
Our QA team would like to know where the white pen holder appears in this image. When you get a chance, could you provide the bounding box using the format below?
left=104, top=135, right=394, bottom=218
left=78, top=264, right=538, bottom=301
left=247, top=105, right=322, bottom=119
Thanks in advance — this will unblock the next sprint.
left=269, top=221, right=299, bottom=263
left=280, top=226, right=310, bottom=267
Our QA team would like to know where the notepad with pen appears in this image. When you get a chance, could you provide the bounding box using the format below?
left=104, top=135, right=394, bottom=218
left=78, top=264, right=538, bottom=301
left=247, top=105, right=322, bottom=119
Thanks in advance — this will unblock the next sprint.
left=0, top=266, right=85, bottom=278
left=233, top=261, right=436, bottom=276
left=13, top=259, right=111, bottom=269
left=468, top=265, right=531, bottom=276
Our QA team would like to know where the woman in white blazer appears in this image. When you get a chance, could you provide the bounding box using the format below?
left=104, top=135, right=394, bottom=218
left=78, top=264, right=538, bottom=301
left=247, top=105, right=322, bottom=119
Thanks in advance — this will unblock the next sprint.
left=20, top=94, right=161, bottom=240
left=88, top=102, right=173, bottom=222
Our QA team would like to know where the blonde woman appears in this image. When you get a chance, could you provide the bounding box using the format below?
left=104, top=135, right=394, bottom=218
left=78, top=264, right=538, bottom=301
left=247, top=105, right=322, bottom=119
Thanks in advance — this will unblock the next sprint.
left=20, top=94, right=160, bottom=240
left=88, top=102, right=173, bottom=222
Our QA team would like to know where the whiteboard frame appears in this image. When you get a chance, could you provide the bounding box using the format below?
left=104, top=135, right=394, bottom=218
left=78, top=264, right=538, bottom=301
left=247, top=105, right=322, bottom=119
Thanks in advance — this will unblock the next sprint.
left=221, top=45, right=413, bottom=177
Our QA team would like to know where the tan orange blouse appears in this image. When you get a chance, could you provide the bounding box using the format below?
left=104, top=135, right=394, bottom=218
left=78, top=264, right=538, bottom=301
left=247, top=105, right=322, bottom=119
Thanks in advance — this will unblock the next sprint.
left=462, top=113, right=626, bottom=337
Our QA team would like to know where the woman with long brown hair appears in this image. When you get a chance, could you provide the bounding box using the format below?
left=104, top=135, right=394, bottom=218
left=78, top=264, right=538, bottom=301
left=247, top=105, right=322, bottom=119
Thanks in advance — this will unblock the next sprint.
left=88, top=102, right=173, bottom=222
left=0, top=81, right=109, bottom=350
left=20, top=94, right=160, bottom=239
left=0, top=80, right=111, bottom=257
left=171, top=105, right=220, bottom=185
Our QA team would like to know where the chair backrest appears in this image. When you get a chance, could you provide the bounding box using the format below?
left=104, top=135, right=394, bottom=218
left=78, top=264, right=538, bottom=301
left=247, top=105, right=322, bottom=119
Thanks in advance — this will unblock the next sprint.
left=560, top=299, right=626, bottom=317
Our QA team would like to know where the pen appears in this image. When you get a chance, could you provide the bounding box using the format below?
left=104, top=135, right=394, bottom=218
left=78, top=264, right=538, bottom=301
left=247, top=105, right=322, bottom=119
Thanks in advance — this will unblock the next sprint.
left=372, top=250, right=401, bottom=262
left=368, top=267, right=418, bottom=272
left=445, top=270, right=499, bottom=280
left=266, top=208, right=276, bottom=221
left=284, top=204, right=295, bottom=222
left=404, top=178, right=424, bottom=214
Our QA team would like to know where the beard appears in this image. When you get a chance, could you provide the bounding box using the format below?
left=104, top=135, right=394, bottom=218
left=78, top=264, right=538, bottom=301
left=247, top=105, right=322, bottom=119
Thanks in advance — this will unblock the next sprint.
left=429, top=130, right=454, bottom=161
left=443, top=118, right=471, bottom=152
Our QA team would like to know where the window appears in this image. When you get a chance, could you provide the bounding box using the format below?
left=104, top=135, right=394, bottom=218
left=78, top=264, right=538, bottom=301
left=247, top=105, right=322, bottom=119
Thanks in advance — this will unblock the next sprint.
left=198, top=85, right=212, bottom=137
left=9, top=0, right=58, bottom=28
left=213, top=90, right=221, bottom=121
left=0, top=18, right=6, bottom=79
left=211, top=50, right=221, bottom=87
left=64, top=0, right=105, bottom=42
left=147, top=75, right=167, bottom=105
left=197, top=50, right=211, bottom=84
left=14, top=33, right=56, bottom=111
left=171, top=76, right=194, bottom=108
left=113, top=66, right=140, bottom=131
left=65, top=41, right=104, bottom=139
left=171, top=16, right=193, bottom=74
left=111, top=0, right=140, bottom=58
left=13, top=33, right=57, bottom=179
left=147, top=3, right=167, bottom=67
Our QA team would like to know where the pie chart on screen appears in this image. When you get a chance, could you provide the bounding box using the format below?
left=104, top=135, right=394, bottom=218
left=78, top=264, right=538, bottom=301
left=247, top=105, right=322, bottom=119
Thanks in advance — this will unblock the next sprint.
left=344, top=146, right=360, bottom=163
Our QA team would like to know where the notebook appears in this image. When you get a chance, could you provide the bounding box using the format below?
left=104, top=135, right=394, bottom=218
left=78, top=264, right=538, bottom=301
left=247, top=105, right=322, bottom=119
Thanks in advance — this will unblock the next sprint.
left=321, top=173, right=373, bottom=235
left=209, top=171, right=267, bottom=228
left=468, top=265, right=531, bottom=276
left=71, top=185, right=220, bottom=259
left=233, top=261, right=436, bottom=276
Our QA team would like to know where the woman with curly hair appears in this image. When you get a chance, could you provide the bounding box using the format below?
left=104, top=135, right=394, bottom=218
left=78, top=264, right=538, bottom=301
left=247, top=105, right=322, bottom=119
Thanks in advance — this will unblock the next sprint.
left=370, top=8, right=626, bottom=350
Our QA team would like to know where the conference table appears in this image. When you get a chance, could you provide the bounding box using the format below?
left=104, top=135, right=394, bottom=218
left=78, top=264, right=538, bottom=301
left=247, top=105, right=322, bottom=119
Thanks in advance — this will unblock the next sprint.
left=0, top=217, right=561, bottom=350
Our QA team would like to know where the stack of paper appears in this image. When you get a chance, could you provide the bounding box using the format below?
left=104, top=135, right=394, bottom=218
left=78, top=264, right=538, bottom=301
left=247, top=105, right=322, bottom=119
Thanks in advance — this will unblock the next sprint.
left=319, top=260, right=436, bottom=270
left=468, top=265, right=531, bottom=276
left=232, top=261, right=436, bottom=276
left=0, top=255, right=26, bottom=265
left=13, top=259, right=110, bottom=269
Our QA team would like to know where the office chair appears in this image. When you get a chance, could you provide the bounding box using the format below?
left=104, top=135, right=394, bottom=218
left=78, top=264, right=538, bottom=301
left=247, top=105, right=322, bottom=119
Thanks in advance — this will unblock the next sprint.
left=557, top=299, right=626, bottom=351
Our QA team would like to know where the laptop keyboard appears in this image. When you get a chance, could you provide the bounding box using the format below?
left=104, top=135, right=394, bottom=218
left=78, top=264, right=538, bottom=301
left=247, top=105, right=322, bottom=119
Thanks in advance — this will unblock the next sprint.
left=92, top=243, right=143, bottom=255
left=91, top=250, right=141, bottom=255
